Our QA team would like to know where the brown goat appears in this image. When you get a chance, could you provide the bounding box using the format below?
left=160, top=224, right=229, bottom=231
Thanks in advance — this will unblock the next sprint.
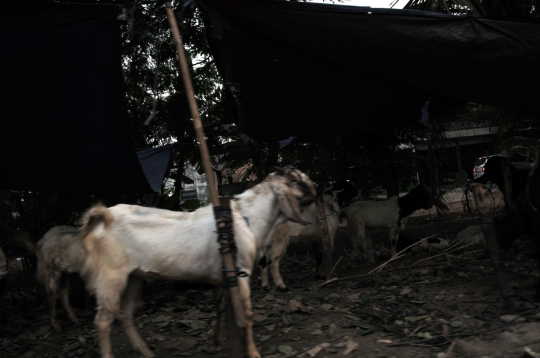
left=19, top=226, right=85, bottom=332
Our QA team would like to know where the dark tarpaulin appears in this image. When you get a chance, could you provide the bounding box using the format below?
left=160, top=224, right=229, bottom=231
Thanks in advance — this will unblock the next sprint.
left=136, top=146, right=172, bottom=193
left=0, top=3, right=169, bottom=193
left=197, top=0, right=540, bottom=141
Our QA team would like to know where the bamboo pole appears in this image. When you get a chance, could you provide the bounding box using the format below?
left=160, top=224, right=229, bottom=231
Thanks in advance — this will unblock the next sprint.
left=164, top=2, right=246, bottom=329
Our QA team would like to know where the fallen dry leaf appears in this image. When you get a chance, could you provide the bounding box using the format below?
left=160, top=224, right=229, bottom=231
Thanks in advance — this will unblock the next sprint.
left=405, top=315, right=429, bottom=323
left=306, top=342, right=330, bottom=357
left=289, top=299, right=303, bottom=312
left=342, top=337, right=358, bottom=355
left=328, top=323, right=340, bottom=338
left=281, top=327, right=293, bottom=334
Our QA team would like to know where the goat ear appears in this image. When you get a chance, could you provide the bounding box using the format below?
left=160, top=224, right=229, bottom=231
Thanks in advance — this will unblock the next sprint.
left=277, top=186, right=312, bottom=225
left=271, top=166, right=286, bottom=175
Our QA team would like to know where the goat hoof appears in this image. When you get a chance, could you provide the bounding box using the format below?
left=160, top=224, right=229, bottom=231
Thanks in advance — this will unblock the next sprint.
left=276, top=286, right=289, bottom=292
left=247, top=349, right=261, bottom=358
left=141, top=350, right=156, bottom=358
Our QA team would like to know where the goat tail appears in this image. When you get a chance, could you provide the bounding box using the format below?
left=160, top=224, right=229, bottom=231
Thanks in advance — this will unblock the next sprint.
left=81, top=203, right=114, bottom=239
left=80, top=204, right=114, bottom=295
left=80, top=204, right=129, bottom=312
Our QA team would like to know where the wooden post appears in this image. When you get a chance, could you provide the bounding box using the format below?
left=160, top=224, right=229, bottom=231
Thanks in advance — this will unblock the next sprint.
left=164, top=1, right=246, bottom=334
left=472, top=185, right=514, bottom=302
left=365, top=235, right=374, bottom=265
left=500, top=158, right=515, bottom=207
left=316, top=196, right=335, bottom=278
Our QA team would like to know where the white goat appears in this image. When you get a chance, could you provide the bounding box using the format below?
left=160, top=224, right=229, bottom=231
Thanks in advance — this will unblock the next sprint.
left=341, top=184, right=440, bottom=259
left=260, top=189, right=342, bottom=291
left=80, top=166, right=315, bottom=358
left=0, top=246, right=7, bottom=280
left=19, top=226, right=86, bottom=332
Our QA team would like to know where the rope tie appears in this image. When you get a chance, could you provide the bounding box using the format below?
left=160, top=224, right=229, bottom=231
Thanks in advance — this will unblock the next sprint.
left=213, top=205, right=248, bottom=287
left=316, top=204, right=339, bottom=222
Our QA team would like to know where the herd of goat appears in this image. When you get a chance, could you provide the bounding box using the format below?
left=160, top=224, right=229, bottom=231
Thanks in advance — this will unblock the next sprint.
left=0, top=160, right=539, bottom=358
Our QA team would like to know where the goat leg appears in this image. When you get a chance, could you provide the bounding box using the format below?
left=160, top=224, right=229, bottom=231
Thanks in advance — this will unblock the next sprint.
left=314, top=250, right=325, bottom=280
left=95, top=309, right=116, bottom=358
left=259, top=256, right=271, bottom=291
left=59, top=276, right=79, bottom=326
left=269, top=257, right=288, bottom=291
left=389, top=227, right=399, bottom=257
left=46, top=272, right=62, bottom=332
left=238, top=279, right=261, bottom=358
left=118, top=276, right=155, bottom=357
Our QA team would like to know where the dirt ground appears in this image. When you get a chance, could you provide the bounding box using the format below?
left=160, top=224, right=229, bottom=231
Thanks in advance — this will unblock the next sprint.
left=1, top=186, right=540, bottom=358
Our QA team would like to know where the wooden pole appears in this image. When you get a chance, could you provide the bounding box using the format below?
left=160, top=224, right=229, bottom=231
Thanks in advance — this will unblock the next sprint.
left=164, top=2, right=246, bottom=329
left=316, top=197, right=335, bottom=278
left=472, top=185, right=514, bottom=303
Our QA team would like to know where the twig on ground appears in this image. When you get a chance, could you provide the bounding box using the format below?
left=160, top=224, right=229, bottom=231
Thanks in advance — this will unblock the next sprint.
left=327, top=256, right=343, bottom=279
left=388, top=335, right=450, bottom=347
left=389, top=314, right=522, bottom=348
left=445, top=339, right=457, bottom=357
left=281, top=335, right=346, bottom=358
left=412, top=244, right=481, bottom=267
left=316, top=262, right=447, bottom=288
left=42, top=342, right=63, bottom=350
left=296, top=316, right=319, bottom=324
left=369, top=234, right=444, bottom=274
